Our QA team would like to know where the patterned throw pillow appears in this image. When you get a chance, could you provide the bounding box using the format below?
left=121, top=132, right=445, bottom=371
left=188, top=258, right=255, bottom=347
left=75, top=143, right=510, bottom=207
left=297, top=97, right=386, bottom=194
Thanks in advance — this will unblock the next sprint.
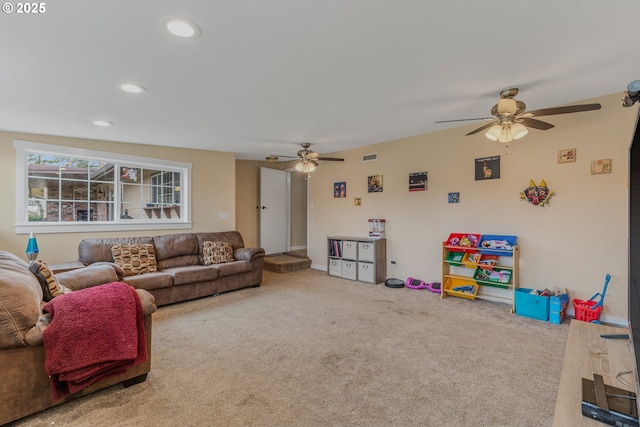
left=202, top=241, right=234, bottom=265
left=29, top=260, right=72, bottom=302
left=111, top=243, right=158, bottom=276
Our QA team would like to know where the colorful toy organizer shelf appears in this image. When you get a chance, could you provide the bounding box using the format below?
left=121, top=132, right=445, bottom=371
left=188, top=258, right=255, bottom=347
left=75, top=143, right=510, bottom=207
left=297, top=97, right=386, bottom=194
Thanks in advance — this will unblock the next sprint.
left=442, top=233, right=519, bottom=311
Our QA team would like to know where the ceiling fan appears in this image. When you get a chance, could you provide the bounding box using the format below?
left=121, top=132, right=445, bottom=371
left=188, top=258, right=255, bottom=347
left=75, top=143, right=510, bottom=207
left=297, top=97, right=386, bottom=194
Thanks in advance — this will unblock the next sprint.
left=436, top=88, right=601, bottom=143
left=268, top=143, right=344, bottom=172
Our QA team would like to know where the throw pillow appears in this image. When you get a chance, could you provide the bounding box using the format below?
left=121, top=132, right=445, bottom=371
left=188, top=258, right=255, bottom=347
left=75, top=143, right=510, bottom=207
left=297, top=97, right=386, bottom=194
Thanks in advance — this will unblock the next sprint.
left=29, top=260, right=72, bottom=302
left=202, top=241, right=234, bottom=265
left=111, top=243, right=158, bottom=276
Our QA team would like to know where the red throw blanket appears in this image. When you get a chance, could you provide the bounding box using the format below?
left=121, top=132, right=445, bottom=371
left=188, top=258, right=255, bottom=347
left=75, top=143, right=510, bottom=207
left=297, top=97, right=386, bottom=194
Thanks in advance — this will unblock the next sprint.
left=43, top=282, right=147, bottom=401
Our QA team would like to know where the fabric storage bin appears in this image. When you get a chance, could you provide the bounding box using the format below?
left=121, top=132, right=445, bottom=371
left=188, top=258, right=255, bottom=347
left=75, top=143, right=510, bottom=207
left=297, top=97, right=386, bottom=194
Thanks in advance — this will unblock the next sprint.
left=515, top=288, right=550, bottom=321
left=328, top=258, right=342, bottom=277
left=342, top=241, right=358, bottom=260
left=342, top=260, right=357, bottom=280
left=358, top=242, right=375, bottom=262
left=358, top=262, right=375, bottom=283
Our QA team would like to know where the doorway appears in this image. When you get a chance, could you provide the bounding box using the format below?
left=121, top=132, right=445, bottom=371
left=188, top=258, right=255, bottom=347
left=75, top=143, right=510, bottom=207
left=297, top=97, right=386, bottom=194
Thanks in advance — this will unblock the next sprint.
left=259, top=167, right=308, bottom=255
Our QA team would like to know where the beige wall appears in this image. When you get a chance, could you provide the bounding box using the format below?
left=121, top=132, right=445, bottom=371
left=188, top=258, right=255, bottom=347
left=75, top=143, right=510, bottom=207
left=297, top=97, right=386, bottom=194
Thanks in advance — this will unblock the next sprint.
left=290, top=171, right=307, bottom=248
left=235, top=160, right=262, bottom=248
left=0, top=131, right=236, bottom=262
left=306, top=93, right=637, bottom=324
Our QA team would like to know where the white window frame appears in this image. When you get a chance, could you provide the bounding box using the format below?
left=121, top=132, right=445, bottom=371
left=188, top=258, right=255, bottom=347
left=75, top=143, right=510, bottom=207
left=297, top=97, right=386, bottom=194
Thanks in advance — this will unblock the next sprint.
left=15, top=140, right=193, bottom=234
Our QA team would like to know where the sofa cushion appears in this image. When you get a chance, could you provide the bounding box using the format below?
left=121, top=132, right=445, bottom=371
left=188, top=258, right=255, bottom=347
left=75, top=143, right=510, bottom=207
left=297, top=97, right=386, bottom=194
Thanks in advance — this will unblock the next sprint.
left=28, top=260, right=72, bottom=301
left=56, top=264, right=121, bottom=291
left=0, top=251, right=43, bottom=350
left=210, top=260, right=252, bottom=277
left=111, top=243, right=158, bottom=276
left=78, top=237, right=154, bottom=265
left=202, top=241, right=234, bottom=265
left=158, top=255, right=201, bottom=270
left=196, top=231, right=245, bottom=252
left=162, top=266, right=219, bottom=286
left=122, top=272, right=173, bottom=291
left=153, top=233, right=198, bottom=260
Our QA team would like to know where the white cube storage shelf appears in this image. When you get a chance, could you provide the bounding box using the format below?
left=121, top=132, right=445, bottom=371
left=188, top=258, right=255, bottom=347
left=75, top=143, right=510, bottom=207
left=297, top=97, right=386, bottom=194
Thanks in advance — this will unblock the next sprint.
left=327, top=236, right=386, bottom=284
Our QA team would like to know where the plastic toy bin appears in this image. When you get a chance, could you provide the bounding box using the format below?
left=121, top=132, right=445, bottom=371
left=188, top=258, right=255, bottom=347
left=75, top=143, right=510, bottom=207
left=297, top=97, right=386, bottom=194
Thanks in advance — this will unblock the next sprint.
left=445, top=233, right=481, bottom=253
left=515, top=288, right=550, bottom=321
left=444, top=277, right=478, bottom=300
left=479, top=235, right=517, bottom=256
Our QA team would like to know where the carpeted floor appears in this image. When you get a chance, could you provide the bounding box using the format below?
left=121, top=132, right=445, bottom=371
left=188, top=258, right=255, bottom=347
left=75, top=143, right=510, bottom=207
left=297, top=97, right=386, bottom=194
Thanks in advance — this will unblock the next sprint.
left=10, top=269, right=569, bottom=427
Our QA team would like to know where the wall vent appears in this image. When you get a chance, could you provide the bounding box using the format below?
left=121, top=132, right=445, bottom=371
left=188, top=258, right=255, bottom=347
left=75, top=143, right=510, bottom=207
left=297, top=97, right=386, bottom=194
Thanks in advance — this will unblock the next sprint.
left=362, top=153, right=378, bottom=162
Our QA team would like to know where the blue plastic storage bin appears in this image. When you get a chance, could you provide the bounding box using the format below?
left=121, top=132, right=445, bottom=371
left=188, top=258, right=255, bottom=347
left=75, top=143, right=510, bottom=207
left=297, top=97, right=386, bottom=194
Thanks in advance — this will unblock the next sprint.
left=479, top=235, right=517, bottom=256
left=515, top=288, right=550, bottom=321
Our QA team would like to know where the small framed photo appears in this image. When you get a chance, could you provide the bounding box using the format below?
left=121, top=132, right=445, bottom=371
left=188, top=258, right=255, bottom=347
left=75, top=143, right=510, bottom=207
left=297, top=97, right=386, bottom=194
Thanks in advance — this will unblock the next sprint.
left=448, top=192, right=460, bottom=203
left=354, top=197, right=362, bottom=206
left=558, top=148, right=576, bottom=163
left=368, top=175, right=383, bottom=193
left=475, top=156, right=500, bottom=180
left=409, top=172, right=427, bottom=192
left=333, top=182, right=346, bottom=198
left=591, top=159, right=612, bottom=174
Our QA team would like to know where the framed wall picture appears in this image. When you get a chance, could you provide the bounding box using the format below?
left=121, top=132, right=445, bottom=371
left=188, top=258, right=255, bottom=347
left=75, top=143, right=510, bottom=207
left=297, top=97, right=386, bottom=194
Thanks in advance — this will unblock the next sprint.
left=558, top=148, right=576, bottom=163
left=475, top=156, right=500, bottom=180
left=448, top=192, right=460, bottom=203
left=591, top=159, right=612, bottom=174
left=368, top=174, right=383, bottom=193
left=334, top=182, right=346, bottom=198
left=409, top=172, right=427, bottom=192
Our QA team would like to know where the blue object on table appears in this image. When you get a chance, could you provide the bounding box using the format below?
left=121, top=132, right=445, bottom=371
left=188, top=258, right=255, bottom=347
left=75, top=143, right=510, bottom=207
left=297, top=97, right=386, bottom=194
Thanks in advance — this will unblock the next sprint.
left=26, top=232, right=39, bottom=262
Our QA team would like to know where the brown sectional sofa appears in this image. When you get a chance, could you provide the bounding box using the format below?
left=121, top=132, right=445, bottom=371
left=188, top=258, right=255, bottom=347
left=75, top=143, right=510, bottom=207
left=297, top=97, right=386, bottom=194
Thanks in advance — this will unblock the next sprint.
left=0, top=231, right=262, bottom=424
left=71, top=231, right=265, bottom=306
left=0, top=251, right=157, bottom=426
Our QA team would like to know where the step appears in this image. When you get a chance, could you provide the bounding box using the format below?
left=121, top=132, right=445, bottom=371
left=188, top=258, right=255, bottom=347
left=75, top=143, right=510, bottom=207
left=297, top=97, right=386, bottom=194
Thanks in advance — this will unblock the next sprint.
left=264, top=254, right=312, bottom=273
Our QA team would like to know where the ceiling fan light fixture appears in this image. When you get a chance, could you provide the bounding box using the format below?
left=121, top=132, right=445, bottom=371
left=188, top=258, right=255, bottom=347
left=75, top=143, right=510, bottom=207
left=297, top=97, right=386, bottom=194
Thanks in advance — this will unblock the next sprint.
left=497, top=98, right=517, bottom=115
left=498, top=129, right=512, bottom=143
left=485, top=125, right=502, bottom=141
left=512, top=123, right=528, bottom=140
left=295, top=161, right=304, bottom=172
left=302, top=161, right=316, bottom=173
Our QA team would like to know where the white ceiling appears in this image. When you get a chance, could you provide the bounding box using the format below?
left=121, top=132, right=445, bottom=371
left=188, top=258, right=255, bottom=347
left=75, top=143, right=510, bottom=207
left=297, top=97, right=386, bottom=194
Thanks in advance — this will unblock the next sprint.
left=1, top=1, right=639, bottom=160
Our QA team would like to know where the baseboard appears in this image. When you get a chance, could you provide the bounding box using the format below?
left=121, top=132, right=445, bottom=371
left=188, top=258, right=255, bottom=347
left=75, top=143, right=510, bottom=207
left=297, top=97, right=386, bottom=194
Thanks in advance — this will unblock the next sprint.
left=290, top=245, right=307, bottom=251
left=311, top=264, right=327, bottom=271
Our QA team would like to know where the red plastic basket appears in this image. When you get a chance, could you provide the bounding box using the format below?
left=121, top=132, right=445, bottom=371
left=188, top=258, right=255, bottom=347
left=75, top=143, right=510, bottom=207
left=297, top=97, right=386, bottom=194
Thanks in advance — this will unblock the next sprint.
left=573, top=299, right=602, bottom=322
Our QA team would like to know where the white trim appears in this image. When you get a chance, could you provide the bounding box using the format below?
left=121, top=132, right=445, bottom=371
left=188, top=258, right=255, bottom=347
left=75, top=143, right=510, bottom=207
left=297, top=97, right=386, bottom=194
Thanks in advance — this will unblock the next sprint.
left=14, top=140, right=192, bottom=170
left=286, top=171, right=291, bottom=252
left=15, top=221, right=193, bottom=234
left=14, top=139, right=193, bottom=233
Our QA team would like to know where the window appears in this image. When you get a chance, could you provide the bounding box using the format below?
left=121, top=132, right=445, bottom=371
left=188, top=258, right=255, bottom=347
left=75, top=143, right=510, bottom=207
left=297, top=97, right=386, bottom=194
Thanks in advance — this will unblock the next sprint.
left=15, top=140, right=192, bottom=233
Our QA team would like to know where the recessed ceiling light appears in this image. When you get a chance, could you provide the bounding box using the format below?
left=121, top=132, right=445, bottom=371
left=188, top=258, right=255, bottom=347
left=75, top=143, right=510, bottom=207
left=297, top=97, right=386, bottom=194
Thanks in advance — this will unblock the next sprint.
left=161, top=17, right=201, bottom=38
left=93, top=120, right=113, bottom=127
left=118, top=83, right=146, bottom=94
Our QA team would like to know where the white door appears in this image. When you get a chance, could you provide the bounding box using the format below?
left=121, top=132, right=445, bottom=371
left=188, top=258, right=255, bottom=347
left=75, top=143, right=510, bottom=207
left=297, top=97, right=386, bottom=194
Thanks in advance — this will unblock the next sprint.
left=259, top=167, right=288, bottom=254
